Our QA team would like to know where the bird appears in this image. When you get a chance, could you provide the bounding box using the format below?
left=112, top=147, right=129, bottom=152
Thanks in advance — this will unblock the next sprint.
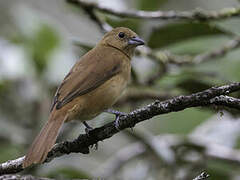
left=23, top=27, right=145, bottom=168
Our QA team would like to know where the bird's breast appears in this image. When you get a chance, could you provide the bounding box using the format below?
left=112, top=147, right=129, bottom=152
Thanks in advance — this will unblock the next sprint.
left=65, top=59, right=131, bottom=121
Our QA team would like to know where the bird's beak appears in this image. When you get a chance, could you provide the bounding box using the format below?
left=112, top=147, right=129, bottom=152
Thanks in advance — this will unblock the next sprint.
left=128, top=37, right=145, bottom=46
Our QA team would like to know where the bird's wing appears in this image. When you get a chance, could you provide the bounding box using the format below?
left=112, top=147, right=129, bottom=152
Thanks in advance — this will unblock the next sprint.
left=50, top=47, right=122, bottom=111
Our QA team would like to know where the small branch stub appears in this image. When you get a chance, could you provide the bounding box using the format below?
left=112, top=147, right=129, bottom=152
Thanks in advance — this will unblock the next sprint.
left=193, top=171, right=210, bottom=180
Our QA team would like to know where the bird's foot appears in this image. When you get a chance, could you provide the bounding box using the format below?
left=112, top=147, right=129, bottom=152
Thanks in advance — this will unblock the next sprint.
left=104, top=109, right=127, bottom=117
left=83, top=121, right=93, bottom=135
left=114, top=115, right=121, bottom=131
left=105, top=109, right=127, bottom=131
left=83, top=121, right=98, bottom=150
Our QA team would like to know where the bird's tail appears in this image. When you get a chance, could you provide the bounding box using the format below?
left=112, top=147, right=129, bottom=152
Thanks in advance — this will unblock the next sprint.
left=23, top=109, right=66, bottom=168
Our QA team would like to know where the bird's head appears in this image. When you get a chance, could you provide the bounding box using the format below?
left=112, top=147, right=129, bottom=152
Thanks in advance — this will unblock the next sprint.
left=99, top=27, right=145, bottom=58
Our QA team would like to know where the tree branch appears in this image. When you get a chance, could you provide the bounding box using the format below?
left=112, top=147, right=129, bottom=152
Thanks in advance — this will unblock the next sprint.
left=1, top=82, right=240, bottom=175
left=76, top=1, right=112, bottom=32
left=67, top=0, right=240, bottom=21
left=192, top=171, right=210, bottom=180
left=138, top=36, right=240, bottom=84
left=139, top=36, right=240, bottom=66
left=68, top=0, right=240, bottom=87
left=68, top=0, right=240, bottom=69
left=0, top=175, right=54, bottom=180
left=97, top=134, right=236, bottom=178
left=97, top=134, right=240, bottom=178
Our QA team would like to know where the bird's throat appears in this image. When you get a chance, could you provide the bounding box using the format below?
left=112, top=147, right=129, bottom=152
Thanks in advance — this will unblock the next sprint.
left=103, top=44, right=132, bottom=60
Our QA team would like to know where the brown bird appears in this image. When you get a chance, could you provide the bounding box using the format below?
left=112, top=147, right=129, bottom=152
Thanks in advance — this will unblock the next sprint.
left=23, top=27, right=144, bottom=168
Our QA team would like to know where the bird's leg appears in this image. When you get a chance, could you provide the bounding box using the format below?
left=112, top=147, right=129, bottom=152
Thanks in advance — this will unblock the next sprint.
left=104, top=109, right=127, bottom=130
left=104, top=109, right=127, bottom=116
left=82, top=121, right=98, bottom=150
left=83, top=121, right=93, bottom=135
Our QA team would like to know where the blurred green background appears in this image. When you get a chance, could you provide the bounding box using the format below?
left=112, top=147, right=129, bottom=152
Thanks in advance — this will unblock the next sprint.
left=1, top=0, right=240, bottom=179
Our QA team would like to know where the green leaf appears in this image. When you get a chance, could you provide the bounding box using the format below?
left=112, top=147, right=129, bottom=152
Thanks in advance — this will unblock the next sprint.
left=72, top=41, right=93, bottom=52
left=164, top=35, right=229, bottom=55
left=9, top=23, right=60, bottom=74
left=106, top=17, right=141, bottom=34
left=173, top=70, right=225, bottom=93
left=137, top=0, right=168, bottom=11
left=207, top=161, right=232, bottom=180
left=29, top=24, right=60, bottom=73
left=215, top=19, right=240, bottom=36
left=156, top=69, right=224, bottom=93
left=153, top=108, right=213, bottom=134
left=176, top=78, right=212, bottom=93
left=0, top=143, right=23, bottom=162
left=148, top=22, right=230, bottom=49
left=46, top=167, right=90, bottom=179
left=0, top=80, right=9, bottom=93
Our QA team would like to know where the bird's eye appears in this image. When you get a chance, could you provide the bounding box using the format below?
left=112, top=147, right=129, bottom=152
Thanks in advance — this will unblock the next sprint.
left=118, top=32, right=125, bottom=38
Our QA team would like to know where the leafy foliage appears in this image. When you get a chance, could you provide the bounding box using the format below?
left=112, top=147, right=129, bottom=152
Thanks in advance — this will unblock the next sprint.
left=148, top=22, right=230, bottom=49
left=1, top=0, right=240, bottom=179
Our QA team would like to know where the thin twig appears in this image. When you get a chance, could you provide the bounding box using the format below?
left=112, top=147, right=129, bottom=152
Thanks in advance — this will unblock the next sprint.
left=95, top=142, right=146, bottom=178
left=0, top=175, right=54, bottom=180
left=140, top=36, right=240, bottom=65
left=67, top=0, right=240, bottom=21
left=77, top=2, right=112, bottom=32
left=68, top=0, right=240, bottom=68
left=1, top=83, right=240, bottom=174
left=96, top=134, right=239, bottom=178
left=124, top=129, right=175, bottom=165
left=72, top=34, right=240, bottom=68
left=139, top=37, right=240, bottom=84
left=193, top=171, right=210, bottom=180
left=68, top=0, right=240, bottom=87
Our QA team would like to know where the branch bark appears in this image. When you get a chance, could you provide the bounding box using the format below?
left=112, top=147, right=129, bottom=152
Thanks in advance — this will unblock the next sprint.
left=68, top=0, right=240, bottom=69
left=67, top=0, right=240, bottom=21
left=1, top=82, right=240, bottom=175
left=96, top=134, right=217, bottom=178
left=0, top=175, right=54, bottom=180
left=139, top=36, right=240, bottom=66
left=192, top=171, right=210, bottom=180
left=68, top=0, right=240, bottom=87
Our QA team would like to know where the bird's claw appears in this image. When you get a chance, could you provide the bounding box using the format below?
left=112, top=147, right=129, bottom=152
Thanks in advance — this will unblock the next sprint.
left=83, top=121, right=93, bottom=136
left=83, top=121, right=98, bottom=150
left=114, top=115, right=121, bottom=131
left=84, top=126, right=93, bottom=136
left=113, top=112, right=127, bottom=131
left=90, top=143, right=98, bottom=150
left=104, top=109, right=127, bottom=116
left=105, top=109, right=128, bottom=131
